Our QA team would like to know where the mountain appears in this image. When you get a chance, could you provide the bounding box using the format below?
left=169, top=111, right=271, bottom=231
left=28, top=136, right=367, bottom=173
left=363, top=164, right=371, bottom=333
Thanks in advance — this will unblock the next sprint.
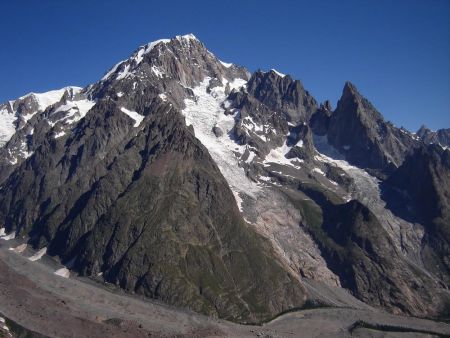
left=326, top=82, right=418, bottom=174
left=0, top=35, right=305, bottom=323
left=245, top=69, right=318, bottom=123
left=416, top=125, right=450, bottom=148
left=0, top=87, right=92, bottom=183
left=0, top=87, right=81, bottom=147
left=383, top=144, right=450, bottom=286
left=0, top=34, right=449, bottom=323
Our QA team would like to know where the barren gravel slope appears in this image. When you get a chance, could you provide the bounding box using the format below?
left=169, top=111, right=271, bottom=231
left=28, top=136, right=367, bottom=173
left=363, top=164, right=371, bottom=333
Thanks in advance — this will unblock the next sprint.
left=1, top=241, right=449, bottom=338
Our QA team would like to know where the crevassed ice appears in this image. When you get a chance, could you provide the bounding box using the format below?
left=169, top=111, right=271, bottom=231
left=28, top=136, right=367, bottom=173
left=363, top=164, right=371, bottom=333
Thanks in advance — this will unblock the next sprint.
left=264, top=142, right=303, bottom=168
left=313, top=133, right=380, bottom=203
left=181, top=77, right=260, bottom=209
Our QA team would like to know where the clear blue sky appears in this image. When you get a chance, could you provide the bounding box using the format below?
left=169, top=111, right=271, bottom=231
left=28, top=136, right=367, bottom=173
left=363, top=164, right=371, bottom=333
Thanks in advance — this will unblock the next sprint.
left=1, top=0, right=449, bottom=131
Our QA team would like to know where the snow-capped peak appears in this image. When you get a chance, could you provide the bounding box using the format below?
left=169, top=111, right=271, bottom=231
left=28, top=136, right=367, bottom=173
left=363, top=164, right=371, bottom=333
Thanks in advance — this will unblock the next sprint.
left=101, top=34, right=200, bottom=81
left=18, top=86, right=82, bottom=111
left=142, top=33, right=198, bottom=53
left=0, top=86, right=82, bottom=146
left=270, top=69, right=286, bottom=78
left=144, top=38, right=171, bottom=51
left=219, top=60, right=233, bottom=68
left=175, top=33, right=198, bottom=41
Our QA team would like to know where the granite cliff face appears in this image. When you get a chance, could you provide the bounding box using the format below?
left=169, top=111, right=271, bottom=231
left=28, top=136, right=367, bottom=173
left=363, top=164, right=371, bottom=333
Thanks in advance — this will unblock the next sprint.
left=245, top=70, right=318, bottom=123
left=326, top=82, right=418, bottom=174
left=0, top=34, right=448, bottom=322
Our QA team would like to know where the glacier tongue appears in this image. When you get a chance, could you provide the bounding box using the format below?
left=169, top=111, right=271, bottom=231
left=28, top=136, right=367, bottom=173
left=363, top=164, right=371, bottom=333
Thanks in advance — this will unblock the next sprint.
left=180, top=77, right=341, bottom=289
left=312, top=133, right=424, bottom=258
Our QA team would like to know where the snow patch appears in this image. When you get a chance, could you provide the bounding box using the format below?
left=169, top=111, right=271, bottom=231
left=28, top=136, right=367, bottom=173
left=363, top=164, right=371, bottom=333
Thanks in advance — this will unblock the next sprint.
left=54, top=267, right=70, bottom=278
left=0, top=232, right=15, bottom=241
left=51, top=98, right=96, bottom=125
left=9, top=243, right=27, bottom=253
left=264, top=142, right=303, bottom=169
left=144, top=38, right=171, bottom=53
left=232, top=190, right=244, bottom=212
left=102, top=61, right=124, bottom=81
left=19, top=141, right=33, bottom=159
left=116, top=64, right=131, bottom=80
left=54, top=131, right=66, bottom=139
left=120, top=107, right=144, bottom=127
left=176, top=33, right=198, bottom=42
left=28, top=247, right=47, bottom=261
left=312, top=167, right=325, bottom=175
left=271, top=69, right=286, bottom=78
left=151, top=65, right=164, bottom=78
left=219, top=60, right=233, bottom=68
left=244, top=149, right=256, bottom=164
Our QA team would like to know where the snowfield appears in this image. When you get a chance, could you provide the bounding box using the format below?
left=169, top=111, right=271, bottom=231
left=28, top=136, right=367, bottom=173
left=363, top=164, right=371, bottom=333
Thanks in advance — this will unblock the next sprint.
left=182, top=77, right=261, bottom=209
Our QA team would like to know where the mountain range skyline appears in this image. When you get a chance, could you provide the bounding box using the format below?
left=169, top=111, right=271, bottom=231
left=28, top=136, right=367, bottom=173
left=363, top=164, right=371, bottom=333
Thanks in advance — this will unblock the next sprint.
left=0, top=30, right=449, bottom=337
left=0, top=0, right=449, bottom=132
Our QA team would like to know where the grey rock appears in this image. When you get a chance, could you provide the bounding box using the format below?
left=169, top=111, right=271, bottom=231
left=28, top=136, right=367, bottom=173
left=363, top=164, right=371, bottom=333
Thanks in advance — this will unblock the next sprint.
left=327, top=82, right=418, bottom=172
left=417, top=125, right=450, bottom=148
left=246, top=70, right=317, bottom=124
left=310, top=101, right=332, bottom=136
left=212, top=125, right=223, bottom=137
left=383, top=144, right=450, bottom=285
